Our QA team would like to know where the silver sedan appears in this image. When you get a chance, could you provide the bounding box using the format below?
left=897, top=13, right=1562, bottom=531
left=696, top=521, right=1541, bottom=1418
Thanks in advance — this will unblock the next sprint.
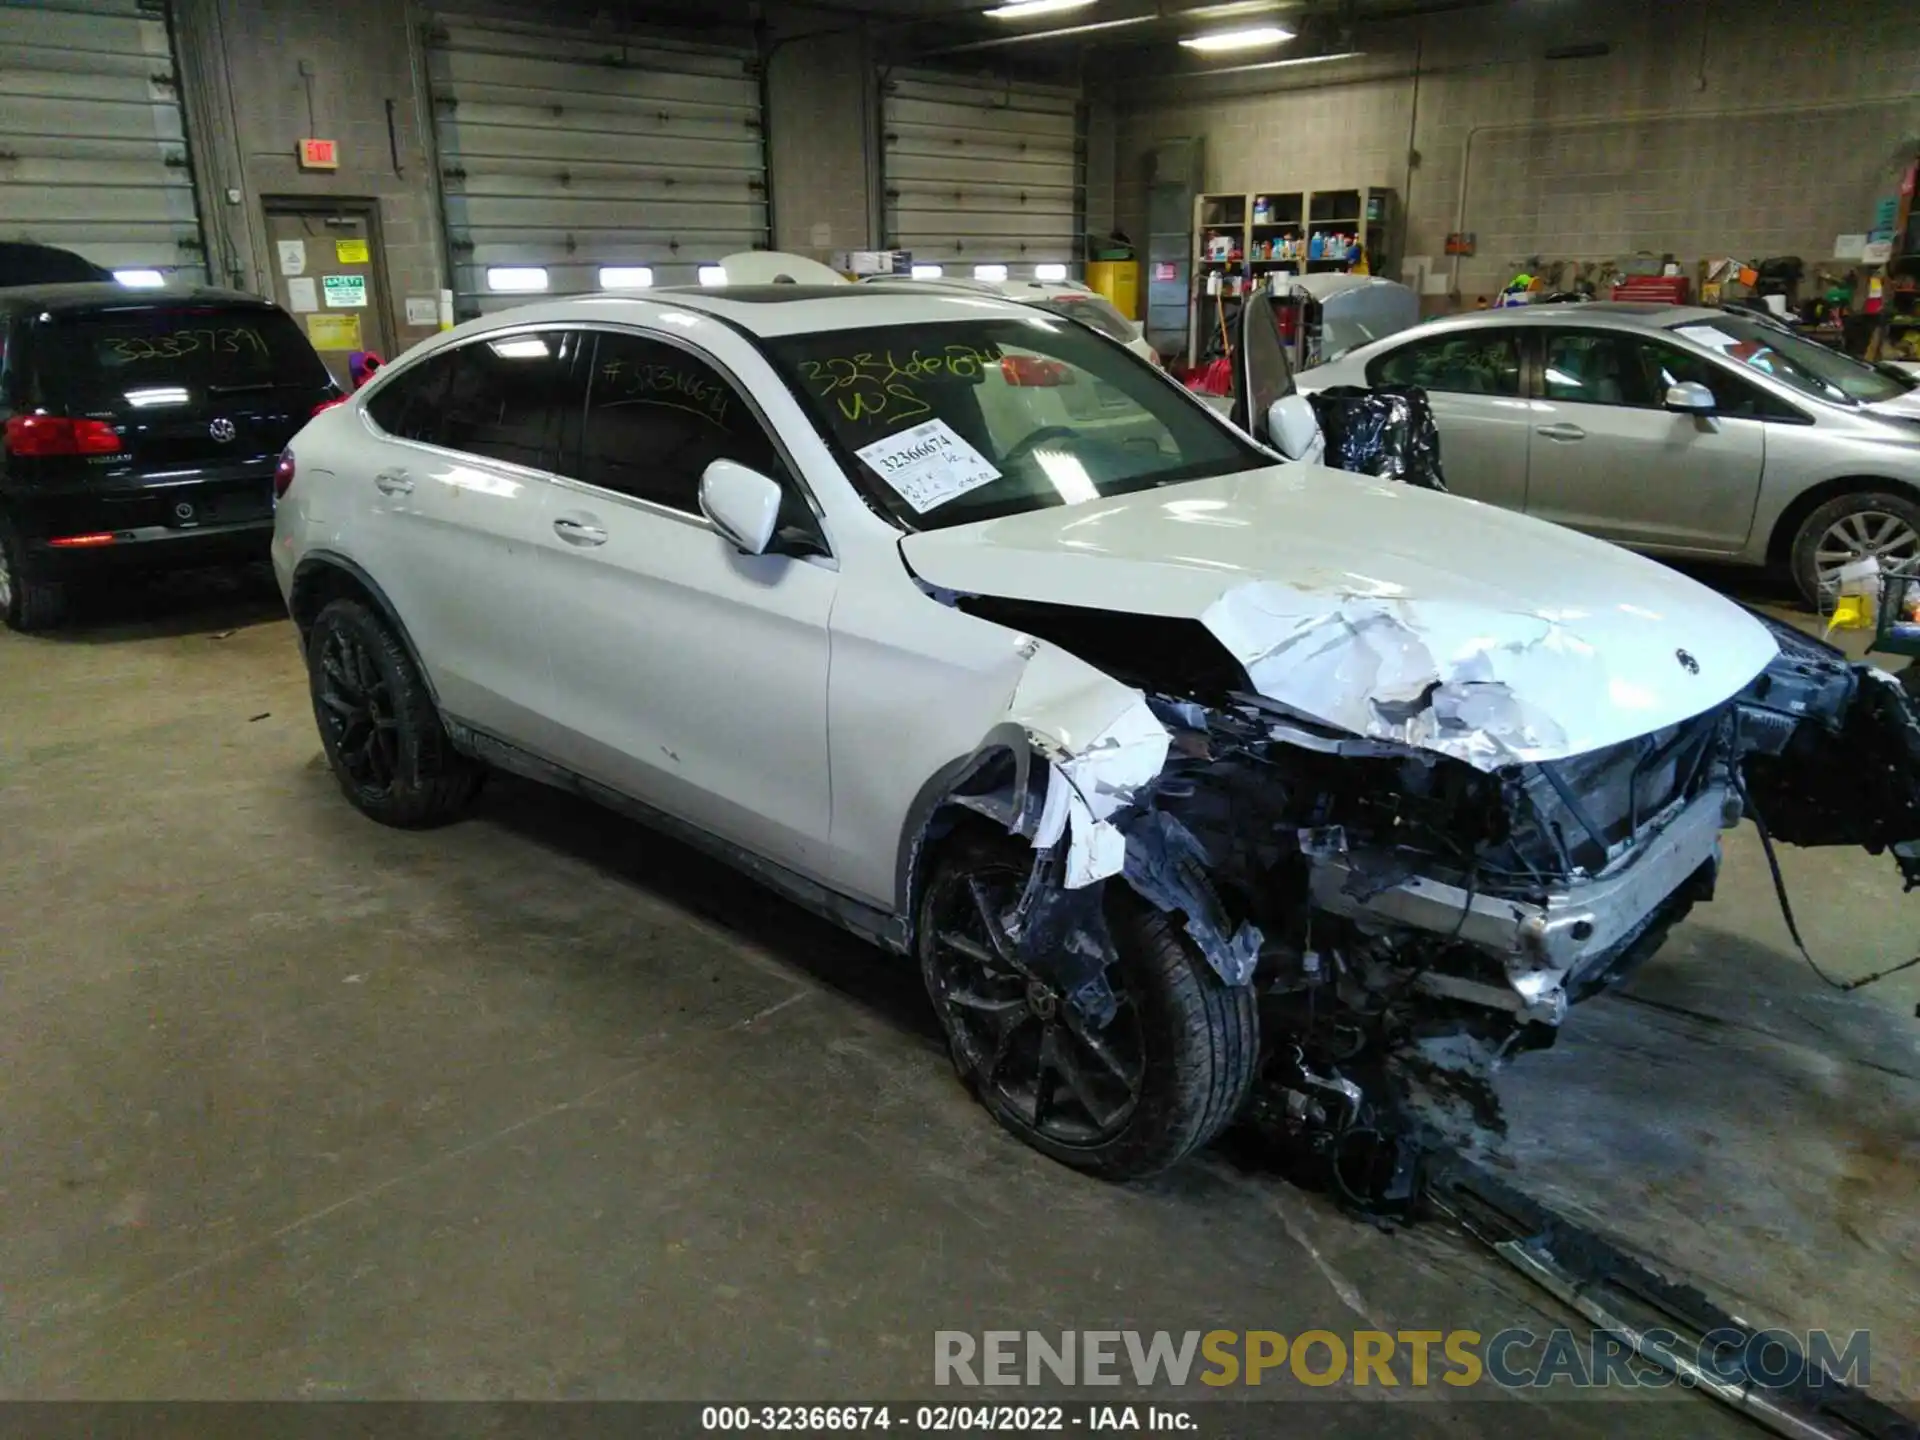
left=1297, top=303, right=1920, bottom=604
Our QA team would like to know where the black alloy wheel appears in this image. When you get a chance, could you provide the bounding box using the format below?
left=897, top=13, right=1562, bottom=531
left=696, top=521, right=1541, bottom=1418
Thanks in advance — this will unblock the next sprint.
left=923, top=855, right=1147, bottom=1149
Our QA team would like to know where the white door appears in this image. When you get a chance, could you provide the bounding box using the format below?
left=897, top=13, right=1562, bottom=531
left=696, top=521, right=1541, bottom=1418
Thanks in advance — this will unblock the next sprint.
left=355, top=330, right=580, bottom=743
left=1523, top=328, right=1765, bottom=554
left=1366, top=327, right=1532, bottom=510
left=531, top=327, right=837, bottom=879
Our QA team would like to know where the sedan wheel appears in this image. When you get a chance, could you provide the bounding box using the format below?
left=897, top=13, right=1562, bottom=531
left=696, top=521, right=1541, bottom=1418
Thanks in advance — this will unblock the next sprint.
left=918, top=833, right=1257, bottom=1180
left=1791, top=491, right=1920, bottom=609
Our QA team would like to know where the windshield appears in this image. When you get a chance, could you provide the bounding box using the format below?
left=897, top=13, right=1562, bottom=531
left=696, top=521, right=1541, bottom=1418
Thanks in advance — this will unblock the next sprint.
left=34, top=303, right=330, bottom=408
left=1670, top=316, right=1906, bottom=407
left=1026, top=293, right=1139, bottom=346
left=766, top=317, right=1263, bottom=531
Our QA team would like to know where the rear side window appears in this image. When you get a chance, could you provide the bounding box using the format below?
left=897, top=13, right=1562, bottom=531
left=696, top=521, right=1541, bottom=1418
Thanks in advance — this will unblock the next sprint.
left=367, top=329, right=587, bottom=471
left=30, top=304, right=329, bottom=407
left=1369, top=330, right=1521, bottom=396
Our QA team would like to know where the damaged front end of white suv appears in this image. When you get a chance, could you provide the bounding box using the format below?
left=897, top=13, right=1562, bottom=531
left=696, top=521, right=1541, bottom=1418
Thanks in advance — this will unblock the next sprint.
left=917, top=569, right=1920, bottom=1203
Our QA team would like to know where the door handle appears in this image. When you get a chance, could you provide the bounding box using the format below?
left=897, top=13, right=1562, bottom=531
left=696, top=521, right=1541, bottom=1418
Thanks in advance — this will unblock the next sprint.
left=553, top=516, right=608, bottom=547
left=373, top=469, right=413, bottom=495
left=1535, top=423, right=1586, bottom=442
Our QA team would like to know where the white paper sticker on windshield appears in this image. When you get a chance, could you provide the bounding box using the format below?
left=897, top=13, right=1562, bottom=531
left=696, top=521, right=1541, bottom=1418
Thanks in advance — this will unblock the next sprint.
left=855, top=419, right=1001, bottom=513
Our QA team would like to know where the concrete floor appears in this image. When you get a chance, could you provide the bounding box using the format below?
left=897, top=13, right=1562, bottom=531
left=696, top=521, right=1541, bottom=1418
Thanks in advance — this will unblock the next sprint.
left=0, top=568, right=1914, bottom=1433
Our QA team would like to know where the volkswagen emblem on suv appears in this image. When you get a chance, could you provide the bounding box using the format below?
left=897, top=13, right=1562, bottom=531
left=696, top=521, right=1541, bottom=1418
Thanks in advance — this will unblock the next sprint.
left=208, top=417, right=236, bottom=443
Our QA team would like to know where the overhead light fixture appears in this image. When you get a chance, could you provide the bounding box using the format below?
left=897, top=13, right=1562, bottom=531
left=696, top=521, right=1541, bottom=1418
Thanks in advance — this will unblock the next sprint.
left=113, top=269, right=166, bottom=288
left=598, top=266, right=654, bottom=289
left=911, top=264, right=945, bottom=279
left=985, top=0, right=1095, bottom=19
left=486, top=266, right=548, bottom=293
left=1180, top=24, right=1294, bottom=51
left=1033, top=263, right=1069, bottom=281
left=1208, top=48, right=1363, bottom=73
left=697, top=265, right=728, bottom=286
left=972, top=264, right=1010, bottom=282
left=1179, top=0, right=1285, bottom=18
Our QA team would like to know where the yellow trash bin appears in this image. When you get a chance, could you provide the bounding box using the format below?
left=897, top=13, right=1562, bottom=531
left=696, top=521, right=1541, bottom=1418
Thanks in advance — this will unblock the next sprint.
left=1086, top=260, right=1140, bottom=322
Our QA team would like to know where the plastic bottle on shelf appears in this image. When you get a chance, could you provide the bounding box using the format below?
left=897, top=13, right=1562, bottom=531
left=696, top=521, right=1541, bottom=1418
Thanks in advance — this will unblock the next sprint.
left=1253, top=195, right=1271, bottom=224
left=1309, top=231, right=1325, bottom=261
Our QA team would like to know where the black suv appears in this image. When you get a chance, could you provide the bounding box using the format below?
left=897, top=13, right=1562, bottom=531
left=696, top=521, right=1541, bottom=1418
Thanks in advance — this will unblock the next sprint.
left=0, top=284, right=340, bottom=630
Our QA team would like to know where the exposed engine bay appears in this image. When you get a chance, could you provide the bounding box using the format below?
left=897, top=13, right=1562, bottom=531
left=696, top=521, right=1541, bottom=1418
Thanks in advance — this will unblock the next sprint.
left=944, top=599, right=1920, bottom=1207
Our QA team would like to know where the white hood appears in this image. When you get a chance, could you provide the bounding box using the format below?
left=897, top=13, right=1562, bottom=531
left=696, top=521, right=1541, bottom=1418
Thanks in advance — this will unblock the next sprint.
left=902, top=465, right=1782, bottom=770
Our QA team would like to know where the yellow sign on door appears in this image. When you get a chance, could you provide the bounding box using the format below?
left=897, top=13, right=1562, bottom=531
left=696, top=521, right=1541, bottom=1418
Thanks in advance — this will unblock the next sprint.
left=335, top=238, right=369, bottom=264
left=306, top=313, right=363, bottom=351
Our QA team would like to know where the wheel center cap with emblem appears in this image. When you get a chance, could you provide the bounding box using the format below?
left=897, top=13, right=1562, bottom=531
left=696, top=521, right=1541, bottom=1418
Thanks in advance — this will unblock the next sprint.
left=208, top=417, right=236, bottom=443
left=174, top=501, right=196, bottom=521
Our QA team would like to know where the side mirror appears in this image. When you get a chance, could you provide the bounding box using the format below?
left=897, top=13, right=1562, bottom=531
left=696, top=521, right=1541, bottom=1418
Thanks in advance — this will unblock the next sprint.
left=1665, top=381, right=1717, bottom=414
left=1266, top=393, right=1323, bottom=462
left=699, top=460, right=782, bottom=555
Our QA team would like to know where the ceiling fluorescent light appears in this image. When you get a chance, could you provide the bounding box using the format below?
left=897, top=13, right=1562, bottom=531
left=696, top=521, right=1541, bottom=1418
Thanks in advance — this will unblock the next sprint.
left=598, top=266, right=654, bottom=289
left=1180, top=24, right=1293, bottom=51
left=697, top=265, right=728, bottom=286
left=985, top=0, right=1095, bottom=19
left=1208, top=48, right=1363, bottom=73
left=973, top=264, right=1010, bottom=282
left=911, top=264, right=945, bottom=279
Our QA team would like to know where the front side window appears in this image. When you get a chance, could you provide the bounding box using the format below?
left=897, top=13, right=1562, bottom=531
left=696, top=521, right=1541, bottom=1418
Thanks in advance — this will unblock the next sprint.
left=1670, top=316, right=1905, bottom=408
left=1626, top=336, right=1798, bottom=420
left=1369, top=330, right=1521, bottom=396
left=576, top=332, right=785, bottom=516
left=765, top=316, right=1263, bottom=532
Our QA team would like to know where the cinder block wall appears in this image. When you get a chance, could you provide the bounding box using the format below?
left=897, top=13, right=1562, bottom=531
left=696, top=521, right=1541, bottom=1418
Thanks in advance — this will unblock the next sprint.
left=171, top=0, right=445, bottom=352
left=1112, top=0, right=1920, bottom=307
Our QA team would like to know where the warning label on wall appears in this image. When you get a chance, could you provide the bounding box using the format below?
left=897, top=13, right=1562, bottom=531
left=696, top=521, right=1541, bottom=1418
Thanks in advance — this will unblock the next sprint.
left=335, top=238, right=369, bottom=264
left=322, top=274, right=367, bottom=308
left=306, top=313, right=363, bottom=350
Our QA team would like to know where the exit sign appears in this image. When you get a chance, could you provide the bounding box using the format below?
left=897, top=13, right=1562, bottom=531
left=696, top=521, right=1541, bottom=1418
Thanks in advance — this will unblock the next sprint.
left=298, top=138, right=338, bottom=171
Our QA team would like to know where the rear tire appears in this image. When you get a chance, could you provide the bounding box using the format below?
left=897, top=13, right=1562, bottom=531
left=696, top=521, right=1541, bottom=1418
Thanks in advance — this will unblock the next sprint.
left=307, top=597, right=483, bottom=827
left=1790, top=490, right=1920, bottom=609
left=918, top=833, right=1258, bottom=1180
left=0, top=513, right=67, bottom=633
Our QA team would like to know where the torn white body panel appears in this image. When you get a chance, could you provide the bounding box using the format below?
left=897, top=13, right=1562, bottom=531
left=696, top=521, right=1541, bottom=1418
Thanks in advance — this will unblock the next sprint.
left=900, top=464, right=1783, bottom=769
left=1006, top=642, right=1170, bottom=886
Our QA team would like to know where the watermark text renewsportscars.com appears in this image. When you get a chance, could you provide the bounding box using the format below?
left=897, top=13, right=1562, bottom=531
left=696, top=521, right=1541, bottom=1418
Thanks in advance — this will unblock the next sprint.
left=933, top=1328, right=1878, bottom=1391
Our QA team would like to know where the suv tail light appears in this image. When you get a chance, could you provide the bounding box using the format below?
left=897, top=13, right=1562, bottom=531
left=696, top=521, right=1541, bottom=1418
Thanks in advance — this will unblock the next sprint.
left=1000, top=355, right=1074, bottom=388
left=273, top=447, right=296, bottom=499
left=4, top=415, right=122, bottom=457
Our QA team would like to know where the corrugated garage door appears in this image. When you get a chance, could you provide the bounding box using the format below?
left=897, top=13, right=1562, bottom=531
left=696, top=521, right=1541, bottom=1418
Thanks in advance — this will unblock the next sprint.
left=424, top=12, right=768, bottom=317
left=0, top=0, right=206, bottom=279
left=882, top=69, right=1080, bottom=273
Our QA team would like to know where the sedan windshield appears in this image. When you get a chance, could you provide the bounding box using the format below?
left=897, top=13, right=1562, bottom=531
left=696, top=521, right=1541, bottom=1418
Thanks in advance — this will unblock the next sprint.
left=765, top=317, right=1261, bottom=530
left=1671, top=315, right=1906, bottom=407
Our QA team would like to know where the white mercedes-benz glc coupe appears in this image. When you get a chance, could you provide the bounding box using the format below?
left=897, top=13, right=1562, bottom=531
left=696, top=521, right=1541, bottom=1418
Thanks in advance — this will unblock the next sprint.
left=273, top=285, right=1920, bottom=1185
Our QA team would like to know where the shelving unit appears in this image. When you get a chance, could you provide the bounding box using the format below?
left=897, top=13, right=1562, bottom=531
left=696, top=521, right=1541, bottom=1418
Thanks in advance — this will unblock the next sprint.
left=1187, top=187, right=1395, bottom=365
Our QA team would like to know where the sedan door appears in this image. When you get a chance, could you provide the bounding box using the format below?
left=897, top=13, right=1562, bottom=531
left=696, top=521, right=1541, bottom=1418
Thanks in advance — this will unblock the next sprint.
left=532, top=327, right=837, bottom=881
left=352, top=329, right=582, bottom=744
left=1365, top=326, right=1531, bottom=510
left=1522, top=328, right=1764, bottom=554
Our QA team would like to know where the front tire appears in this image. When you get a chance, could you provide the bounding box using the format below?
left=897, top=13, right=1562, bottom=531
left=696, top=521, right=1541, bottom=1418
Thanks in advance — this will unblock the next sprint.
left=0, top=513, right=67, bottom=633
left=918, top=834, right=1257, bottom=1180
left=1790, top=490, right=1920, bottom=609
left=307, top=598, right=483, bottom=827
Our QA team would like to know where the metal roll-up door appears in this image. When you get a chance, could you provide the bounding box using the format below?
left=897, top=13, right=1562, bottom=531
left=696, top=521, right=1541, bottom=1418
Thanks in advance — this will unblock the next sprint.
left=882, top=70, right=1080, bottom=274
left=0, top=0, right=206, bottom=280
left=424, top=12, right=768, bottom=317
